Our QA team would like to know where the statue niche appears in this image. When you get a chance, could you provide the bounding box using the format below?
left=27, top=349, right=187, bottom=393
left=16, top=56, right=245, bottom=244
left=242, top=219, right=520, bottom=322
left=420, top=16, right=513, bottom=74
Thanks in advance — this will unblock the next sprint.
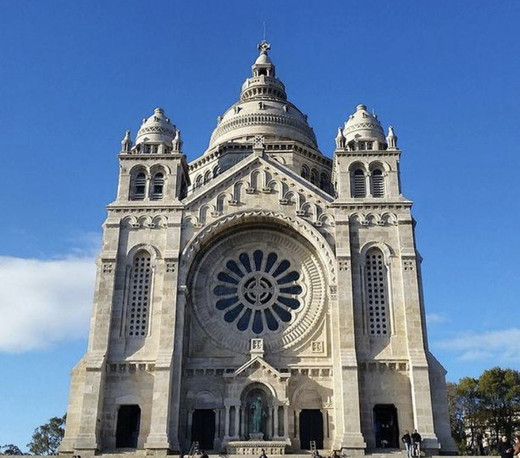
left=246, top=388, right=268, bottom=440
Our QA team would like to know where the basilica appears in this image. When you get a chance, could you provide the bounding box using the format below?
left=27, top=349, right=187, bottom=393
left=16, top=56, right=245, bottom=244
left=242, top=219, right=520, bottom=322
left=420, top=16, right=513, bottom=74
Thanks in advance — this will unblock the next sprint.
left=60, top=42, right=456, bottom=456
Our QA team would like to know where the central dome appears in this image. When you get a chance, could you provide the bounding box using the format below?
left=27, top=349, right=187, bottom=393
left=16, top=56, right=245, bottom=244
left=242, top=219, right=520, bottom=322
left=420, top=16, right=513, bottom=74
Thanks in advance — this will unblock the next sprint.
left=207, top=41, right=318, bottom=151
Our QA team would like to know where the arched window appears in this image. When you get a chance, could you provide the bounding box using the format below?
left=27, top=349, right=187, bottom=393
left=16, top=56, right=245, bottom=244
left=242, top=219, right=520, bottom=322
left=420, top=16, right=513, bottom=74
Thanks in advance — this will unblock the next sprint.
left=132, top=171, right=146, bottom=200
left=301, top=165, right=310, bottom=180
left=204, top=170, right=212, bottom=184
left=320, top=173, right=330, bottom=193
left=371, top=169, right=385, bottom=197
left=310, top=168, right=319, bottom=186
left=364, top=248, right=389, bottom=336
left=150, top=172, right=164, bottom=200
left=195, top=175, right=203, bottom=189
left=352, top=169, right=366, bottom=197
left=126, top=250, right=152, bottom=338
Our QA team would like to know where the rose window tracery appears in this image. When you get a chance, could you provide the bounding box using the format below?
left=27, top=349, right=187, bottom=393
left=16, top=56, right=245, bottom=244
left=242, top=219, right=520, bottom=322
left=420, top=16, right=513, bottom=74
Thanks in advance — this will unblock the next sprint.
left=191, top=229, right=325, bottom=353
left=214, top=250, right=303, bottom=334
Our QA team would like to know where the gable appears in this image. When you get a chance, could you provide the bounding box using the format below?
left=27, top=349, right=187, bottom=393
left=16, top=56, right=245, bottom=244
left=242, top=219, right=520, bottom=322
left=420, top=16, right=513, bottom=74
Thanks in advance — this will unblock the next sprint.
left=182, top=155, right=336, bottom=229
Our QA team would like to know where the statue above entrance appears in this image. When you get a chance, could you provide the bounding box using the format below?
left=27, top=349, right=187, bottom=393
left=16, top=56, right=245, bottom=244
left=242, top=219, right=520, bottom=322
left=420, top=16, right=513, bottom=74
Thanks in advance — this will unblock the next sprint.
left=248, top=394, right=266, bottom=440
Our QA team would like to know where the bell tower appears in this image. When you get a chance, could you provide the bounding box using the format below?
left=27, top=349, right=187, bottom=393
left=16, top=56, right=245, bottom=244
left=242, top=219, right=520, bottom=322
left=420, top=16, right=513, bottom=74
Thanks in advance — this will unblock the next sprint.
left=60, top=107, right=189, bottom=454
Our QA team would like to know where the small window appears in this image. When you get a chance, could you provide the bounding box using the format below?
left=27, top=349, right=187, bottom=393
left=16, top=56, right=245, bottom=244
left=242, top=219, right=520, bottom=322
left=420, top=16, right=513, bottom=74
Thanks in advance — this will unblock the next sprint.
left=352, top=169, right=366, bottom=197
left=301, top=165, right=310, bottom=180
left=133, top=172, right=146, bottom=200
left=204, top=171, right=211, bottom=184
left=310, top=169, right=319, bottom=186
left=371, top=169, right=385, bottom=197
left=195, top=175, right=203, bottom=189
left=151, top=173, right=164, bottom=200
left=320, top=173, right=330, bottom=193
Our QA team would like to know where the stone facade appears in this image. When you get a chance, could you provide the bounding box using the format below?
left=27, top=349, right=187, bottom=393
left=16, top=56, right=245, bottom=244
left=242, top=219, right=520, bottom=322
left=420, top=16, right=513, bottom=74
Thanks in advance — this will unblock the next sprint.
left=60, top=42, right=456, bottom=456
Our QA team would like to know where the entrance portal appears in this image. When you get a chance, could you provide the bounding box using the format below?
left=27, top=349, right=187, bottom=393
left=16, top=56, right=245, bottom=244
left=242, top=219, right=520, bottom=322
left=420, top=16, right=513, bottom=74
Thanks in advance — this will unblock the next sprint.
left=299, top=410, right=323, bottom=450
left=115, top=405, right=140, bottom=448
left=191, top=409, right=215, bottom=450
left=373, top=404, right=399, bottom=448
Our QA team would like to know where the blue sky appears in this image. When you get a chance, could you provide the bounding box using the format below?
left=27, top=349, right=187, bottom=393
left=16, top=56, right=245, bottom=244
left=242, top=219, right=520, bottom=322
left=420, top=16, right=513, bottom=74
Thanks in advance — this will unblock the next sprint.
left=0, top=0, right=519, bottom=451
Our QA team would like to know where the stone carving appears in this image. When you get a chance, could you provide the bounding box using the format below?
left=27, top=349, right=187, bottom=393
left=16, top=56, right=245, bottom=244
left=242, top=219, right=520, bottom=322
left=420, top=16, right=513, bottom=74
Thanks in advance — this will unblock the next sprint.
left=311, top=341, right=324, bottom=353
left=403, top=259, right=415, bottom=271
left=102, top=261, right=115, bottom=274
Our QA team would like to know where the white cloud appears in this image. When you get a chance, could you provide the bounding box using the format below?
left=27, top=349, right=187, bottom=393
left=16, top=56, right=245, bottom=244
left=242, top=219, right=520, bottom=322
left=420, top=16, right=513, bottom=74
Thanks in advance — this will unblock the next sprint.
left=0, top=255, right=96, bottom=353
left=426, top=312, right=449, bottom=324
left=436, top=329, right=520, bottom=363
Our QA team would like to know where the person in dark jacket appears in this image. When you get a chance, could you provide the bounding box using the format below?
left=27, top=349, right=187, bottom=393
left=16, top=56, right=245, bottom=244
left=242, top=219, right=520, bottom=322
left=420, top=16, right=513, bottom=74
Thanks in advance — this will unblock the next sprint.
left=498, top=436, right=514, bottom=458
left=411, top=430, right=422, bottom=457
left=402, top=430, right=412, bottom=457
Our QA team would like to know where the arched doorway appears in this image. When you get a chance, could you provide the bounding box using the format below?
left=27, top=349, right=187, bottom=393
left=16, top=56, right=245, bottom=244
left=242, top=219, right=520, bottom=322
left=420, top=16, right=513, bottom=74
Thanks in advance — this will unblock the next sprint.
left=373, top=404, right=399, bottom=448
left=115, top=405, right=140, bottom=448
left=191, top=409, right=215, bottom=450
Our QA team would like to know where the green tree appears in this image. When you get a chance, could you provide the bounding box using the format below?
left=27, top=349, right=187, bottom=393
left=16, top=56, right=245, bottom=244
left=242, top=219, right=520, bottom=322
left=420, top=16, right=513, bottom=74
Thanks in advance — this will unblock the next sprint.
left=479, top=367, right=520, bottom=441
left=447, top=368, right=520, bottom=455
left=0, top=444, right=23, bottom=455
left=27, top=414, right=66, bottom=455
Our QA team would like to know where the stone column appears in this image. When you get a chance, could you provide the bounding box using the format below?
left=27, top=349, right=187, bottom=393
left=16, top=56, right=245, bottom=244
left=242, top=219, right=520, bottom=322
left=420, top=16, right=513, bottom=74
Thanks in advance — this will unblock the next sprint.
left=323, top=410, right=328, bottom=440
left=233, top=405, right=240, bottom=439
left=240, top=406, right=246, bottom=438
left=224, top=405, right=230, bottom=439
left=283, top=405, right=289, bottom=439
left=273, top=405, right=279, bottom=438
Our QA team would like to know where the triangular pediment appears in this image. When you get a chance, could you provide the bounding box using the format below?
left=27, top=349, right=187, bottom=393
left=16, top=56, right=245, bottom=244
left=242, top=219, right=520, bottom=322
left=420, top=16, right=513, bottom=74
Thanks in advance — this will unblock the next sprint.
left=182, top=154, right=335, bottom=228
left=224, top=355, right=289, bottom=380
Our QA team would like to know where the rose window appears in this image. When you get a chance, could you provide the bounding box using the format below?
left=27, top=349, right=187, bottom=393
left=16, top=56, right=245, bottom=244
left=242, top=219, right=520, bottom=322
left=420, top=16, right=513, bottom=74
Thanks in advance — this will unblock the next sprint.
left=213, top=250, right=302, bottom=334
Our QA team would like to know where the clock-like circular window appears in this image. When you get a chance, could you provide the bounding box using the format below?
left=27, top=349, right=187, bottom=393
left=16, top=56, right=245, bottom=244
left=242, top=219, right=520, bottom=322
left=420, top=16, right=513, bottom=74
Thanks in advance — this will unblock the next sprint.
left=191, top=228, right=325, bottom=353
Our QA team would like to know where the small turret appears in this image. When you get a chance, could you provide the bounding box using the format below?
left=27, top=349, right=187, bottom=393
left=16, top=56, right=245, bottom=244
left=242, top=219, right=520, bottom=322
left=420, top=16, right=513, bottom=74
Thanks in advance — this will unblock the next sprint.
left=387, top=126, right=398, bottom=149
left=335, top=127, right=345, bottom=149
left=252, top=40, right=275, bottom=77
left=172, top=129, right=183, bottom=152
left=121, top=130, right=132, bottom=153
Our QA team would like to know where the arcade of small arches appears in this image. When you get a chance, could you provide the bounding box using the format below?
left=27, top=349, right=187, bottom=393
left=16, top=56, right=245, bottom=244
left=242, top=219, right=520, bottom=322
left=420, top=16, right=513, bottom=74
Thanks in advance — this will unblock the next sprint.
left=190, top=162, right=333, bottom=196
left=300, top=165, right=332, bottom=194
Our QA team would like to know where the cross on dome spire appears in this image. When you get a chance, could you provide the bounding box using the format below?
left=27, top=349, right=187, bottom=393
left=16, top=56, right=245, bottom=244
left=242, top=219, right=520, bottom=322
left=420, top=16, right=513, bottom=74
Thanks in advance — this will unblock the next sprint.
left=257, top=40, right=271, bottom=54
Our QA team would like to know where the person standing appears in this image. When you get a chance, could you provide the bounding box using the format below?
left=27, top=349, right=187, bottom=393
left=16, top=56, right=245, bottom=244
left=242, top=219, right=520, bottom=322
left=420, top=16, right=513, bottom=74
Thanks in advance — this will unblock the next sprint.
left=513, top=436, right=520, bottom=457
left=411, top=430, right=422, bottom=457
left=402, top=430, right=412, bottom=457
left=482, top=435, right=490, bottom=456
left=498, top=436, right=514, bottom=458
